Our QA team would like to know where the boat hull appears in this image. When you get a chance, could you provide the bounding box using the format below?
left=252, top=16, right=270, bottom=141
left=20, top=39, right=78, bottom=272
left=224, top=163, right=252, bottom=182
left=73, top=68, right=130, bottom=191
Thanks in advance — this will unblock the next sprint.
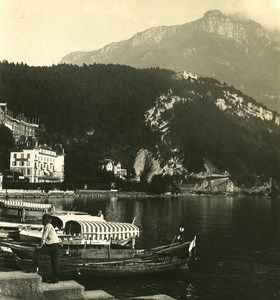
left=152, top=241, right=190, bottom=258
left=16, top=255, right=189, bottom=277
left=0, top=208, right=45, bottom=222
left=4, top=239, right=191, bottom=277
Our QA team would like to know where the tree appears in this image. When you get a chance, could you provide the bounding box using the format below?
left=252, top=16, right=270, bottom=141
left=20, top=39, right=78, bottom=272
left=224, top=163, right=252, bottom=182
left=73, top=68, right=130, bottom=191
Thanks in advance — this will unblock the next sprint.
left=0, top=124, right=15, bottom=171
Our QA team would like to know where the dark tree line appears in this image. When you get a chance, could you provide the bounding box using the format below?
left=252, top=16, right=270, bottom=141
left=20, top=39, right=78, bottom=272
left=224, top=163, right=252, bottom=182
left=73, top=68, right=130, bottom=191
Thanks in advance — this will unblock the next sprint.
left=0, top=61, right=279, bottom=189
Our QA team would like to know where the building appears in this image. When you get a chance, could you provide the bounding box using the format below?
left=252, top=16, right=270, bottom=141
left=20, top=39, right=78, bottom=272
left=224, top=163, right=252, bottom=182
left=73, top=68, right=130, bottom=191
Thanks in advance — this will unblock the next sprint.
left=99, top=159, right=127, bottom=179
left=0, top=102, right=39, bottom=143
left=175, top=71, right=198, bottom=80
left=9, top=146, right=65, bottom=183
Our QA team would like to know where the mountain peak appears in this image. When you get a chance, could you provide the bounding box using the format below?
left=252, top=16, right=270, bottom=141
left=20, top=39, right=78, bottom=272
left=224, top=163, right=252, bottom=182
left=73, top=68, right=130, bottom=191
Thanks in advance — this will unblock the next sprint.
left=203, top=10, right=223, bottom=18
left=199, top=9, right=268, bottom=45
left=60, top=10, right=280, bottom=113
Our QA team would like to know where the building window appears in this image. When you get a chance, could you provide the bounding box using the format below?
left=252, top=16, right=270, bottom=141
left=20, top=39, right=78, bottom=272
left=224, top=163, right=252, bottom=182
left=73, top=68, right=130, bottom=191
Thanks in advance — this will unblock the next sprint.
left=21, top=161, right=24, bottom=166
left=27, top=169, right=30, bottom=175
left=27, top=154, right=30, bottom=158
left=14, top=153, right=17, bottom=158
left=27, top=161, right=30, bottom=166
left=21, top=154, right=24, bottom=159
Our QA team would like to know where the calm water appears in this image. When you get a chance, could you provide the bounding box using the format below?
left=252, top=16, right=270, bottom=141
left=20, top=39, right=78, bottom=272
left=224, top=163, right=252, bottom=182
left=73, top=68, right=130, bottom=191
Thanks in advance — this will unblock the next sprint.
left=2, top=194, right=280, bottom=299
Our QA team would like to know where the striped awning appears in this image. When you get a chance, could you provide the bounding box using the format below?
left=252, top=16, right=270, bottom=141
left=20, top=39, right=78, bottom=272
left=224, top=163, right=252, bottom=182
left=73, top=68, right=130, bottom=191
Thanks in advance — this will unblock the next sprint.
left=52, top=214, right=105, bottom=229
left=65, top=220, right=140, bottom=241
left=1, top=200, right=52, bottom=211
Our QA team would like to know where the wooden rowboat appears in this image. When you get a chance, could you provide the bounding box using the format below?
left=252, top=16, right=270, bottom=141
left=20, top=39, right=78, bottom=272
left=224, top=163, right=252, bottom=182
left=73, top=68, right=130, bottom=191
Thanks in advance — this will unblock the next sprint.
left=14, top=249, right=190, bottom=277
left=0, top=238, right=192, bottom=260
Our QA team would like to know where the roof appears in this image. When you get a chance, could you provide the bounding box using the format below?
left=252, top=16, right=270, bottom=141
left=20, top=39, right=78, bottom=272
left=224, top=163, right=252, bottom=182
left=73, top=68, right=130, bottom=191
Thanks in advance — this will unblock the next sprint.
left=65, top=220, right=140, bottom=240
left=1, top=200, right=52, bottom=211
left=51, top=214, right=105, bottom=229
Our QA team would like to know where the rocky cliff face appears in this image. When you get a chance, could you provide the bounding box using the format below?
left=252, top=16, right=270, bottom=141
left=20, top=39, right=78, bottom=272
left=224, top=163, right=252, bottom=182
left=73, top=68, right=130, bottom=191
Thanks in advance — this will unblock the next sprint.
left=198, top=10, right=269, bottom=45
left=133, top=149, right=162, bottom=183
left=131, top=26, right=178, bottom=48
left=61, top=10, right=280, bottom=113
left=133, top=77, right=280, bottom=185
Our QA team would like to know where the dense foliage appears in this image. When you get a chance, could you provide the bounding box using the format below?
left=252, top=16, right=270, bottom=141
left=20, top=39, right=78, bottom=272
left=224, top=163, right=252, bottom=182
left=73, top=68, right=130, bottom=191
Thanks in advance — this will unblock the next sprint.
left=0, top=61, right=279, bottom=189
left=0, top=124, right=15, bottom=171
left=0, top=62, right=173, bottom=184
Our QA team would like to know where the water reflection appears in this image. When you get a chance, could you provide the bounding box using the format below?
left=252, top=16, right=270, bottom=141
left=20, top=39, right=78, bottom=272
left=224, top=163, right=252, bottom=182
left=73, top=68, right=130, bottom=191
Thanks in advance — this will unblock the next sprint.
left=2, top=194, right=280, bottom=299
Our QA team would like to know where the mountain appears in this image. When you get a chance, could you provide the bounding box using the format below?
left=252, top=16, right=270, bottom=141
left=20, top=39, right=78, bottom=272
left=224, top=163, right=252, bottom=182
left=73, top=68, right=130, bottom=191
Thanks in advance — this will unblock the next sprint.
left=61, top=10, right=280, bottom=113
left=0, top=62, right=280, bottom=189
left=135, top=76, right=280, bottom=186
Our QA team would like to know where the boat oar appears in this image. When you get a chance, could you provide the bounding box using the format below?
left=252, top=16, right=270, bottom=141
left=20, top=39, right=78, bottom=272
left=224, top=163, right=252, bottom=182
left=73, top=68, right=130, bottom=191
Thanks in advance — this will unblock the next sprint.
left=170, top=235, right=177, bottom=245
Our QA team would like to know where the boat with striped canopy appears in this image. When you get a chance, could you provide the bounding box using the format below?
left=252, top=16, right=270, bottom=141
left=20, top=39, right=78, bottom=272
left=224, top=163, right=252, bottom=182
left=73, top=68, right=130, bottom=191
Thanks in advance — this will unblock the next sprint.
left=62, top=219, right=140, bottom=242
left=0, top=200, right=52, bottom=211
left=0, top=199, right=90, bottom=222
left=0, top=199, right=53, bottom=222
left=19, top=214, right=140, bottom=247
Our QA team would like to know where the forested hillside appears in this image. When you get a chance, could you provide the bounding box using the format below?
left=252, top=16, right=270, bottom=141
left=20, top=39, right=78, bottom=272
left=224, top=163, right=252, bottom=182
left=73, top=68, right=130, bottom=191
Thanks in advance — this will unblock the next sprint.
left=0, top=61, right=173, bottom=185
left=0, top=61, right=279, bottom=189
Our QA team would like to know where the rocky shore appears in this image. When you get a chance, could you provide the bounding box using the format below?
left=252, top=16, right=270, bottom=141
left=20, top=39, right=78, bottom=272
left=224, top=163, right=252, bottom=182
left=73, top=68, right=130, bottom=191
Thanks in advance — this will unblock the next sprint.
left=0, top=186, right=273, bottom=201
left=0, top=189, right=75, bottom=200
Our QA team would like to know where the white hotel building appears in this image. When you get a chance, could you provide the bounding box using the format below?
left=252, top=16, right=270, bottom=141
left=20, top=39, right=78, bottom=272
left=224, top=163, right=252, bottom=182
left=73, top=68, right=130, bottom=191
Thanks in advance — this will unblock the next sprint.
left=10, top=147, right=65, bottom=183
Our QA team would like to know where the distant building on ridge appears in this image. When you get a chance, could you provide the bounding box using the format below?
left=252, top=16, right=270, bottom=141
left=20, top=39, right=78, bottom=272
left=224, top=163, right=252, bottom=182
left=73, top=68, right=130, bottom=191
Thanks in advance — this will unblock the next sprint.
left=175, top=71, right=198, bottom=80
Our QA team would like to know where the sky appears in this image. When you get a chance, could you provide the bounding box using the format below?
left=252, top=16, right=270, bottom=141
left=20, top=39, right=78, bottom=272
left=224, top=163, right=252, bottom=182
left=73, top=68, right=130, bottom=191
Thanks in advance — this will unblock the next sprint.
left=0, top=0, right=280, bottom=66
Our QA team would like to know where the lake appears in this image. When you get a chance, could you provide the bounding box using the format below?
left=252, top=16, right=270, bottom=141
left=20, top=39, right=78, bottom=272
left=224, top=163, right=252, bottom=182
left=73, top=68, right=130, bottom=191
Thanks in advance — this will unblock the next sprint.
left=2, top=194, right=280, bottom=299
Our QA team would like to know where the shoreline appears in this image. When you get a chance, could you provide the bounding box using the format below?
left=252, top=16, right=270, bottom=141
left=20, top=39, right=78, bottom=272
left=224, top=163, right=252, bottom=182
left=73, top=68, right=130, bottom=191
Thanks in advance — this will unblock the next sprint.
left=0, top=188, right=272, bottom=200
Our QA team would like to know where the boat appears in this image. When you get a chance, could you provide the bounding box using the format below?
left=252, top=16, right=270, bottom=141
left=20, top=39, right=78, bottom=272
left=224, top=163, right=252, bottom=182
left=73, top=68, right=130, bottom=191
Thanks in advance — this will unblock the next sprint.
left=16, top=255, right=190, bottom=277
left=0, top=199, right=53, bottom=221
left=0, top=228, right=16, bottom=239
left=5, top=237, right=195, bottom=277
left=0, top=233, right=196, bottom=278
left=0, top=199, right=88, bottom=222
left=18, top=214, right=140, bottom=247
left=0, top=237, right=192, bottom=260
left=0, top=240, right=37, bottom=259
left=0, top=212, right=139, bottom=254
left=151, top=240, right=192, bottom=259
left=0, top=221, right=44, bottom=231
left=0, top=221, right=44, bottom=240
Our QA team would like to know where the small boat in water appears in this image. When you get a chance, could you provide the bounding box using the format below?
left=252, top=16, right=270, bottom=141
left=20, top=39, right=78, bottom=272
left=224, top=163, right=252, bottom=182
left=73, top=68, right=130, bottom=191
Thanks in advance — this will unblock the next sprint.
left=3, top=236, right=195, bottom=277
left=0, top=221, right=44, bottom=240
left=0, top=238, right=192, bottom=260
left=0, top=199, right=88, bottom=222
left=17, top=255, right=190, bottom=277
left=17, top=214, right=140, bottom=247
left=0, top=214, right=141, bottom=263
left=0, top=200, right=53, bottom=221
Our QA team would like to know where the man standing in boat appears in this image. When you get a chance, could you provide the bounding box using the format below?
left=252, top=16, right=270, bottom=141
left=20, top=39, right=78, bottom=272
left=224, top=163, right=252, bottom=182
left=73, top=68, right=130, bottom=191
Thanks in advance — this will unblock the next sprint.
left=98, top=210, right=104, bottom=219
left=177, top=226, right=185, bottom=243
left=18, top=208, right=26, bottom=223
left=33, top=214, right=60, bottom=284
